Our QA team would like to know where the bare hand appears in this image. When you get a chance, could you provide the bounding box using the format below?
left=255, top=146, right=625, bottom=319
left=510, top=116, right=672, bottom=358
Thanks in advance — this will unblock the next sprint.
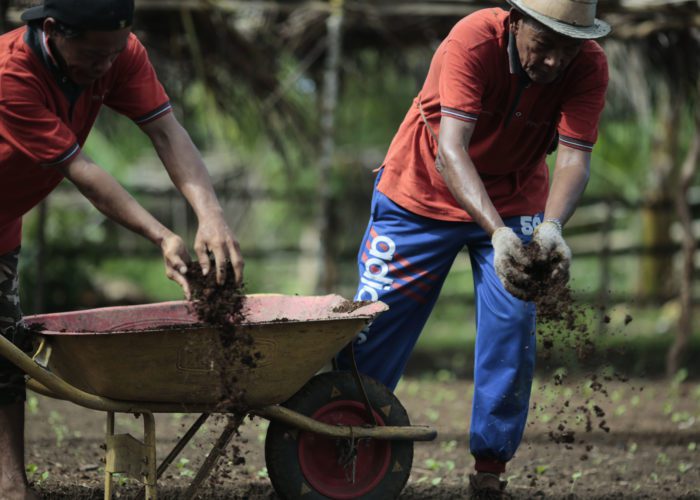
left=491, top=227, right=531, bottom=300
left=161, top=232, right=192, bottom=299
left=532, top=221, right=571, bottom=283
left=194, top=214, right=244, bottom=287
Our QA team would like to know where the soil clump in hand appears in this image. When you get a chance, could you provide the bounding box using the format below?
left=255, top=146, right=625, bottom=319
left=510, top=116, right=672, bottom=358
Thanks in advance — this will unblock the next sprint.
left=518, top=241, right=572, bottom=322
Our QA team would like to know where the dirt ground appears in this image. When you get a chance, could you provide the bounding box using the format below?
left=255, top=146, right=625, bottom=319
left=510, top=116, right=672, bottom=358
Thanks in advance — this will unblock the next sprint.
left=25, top=376, right=700, bottom=499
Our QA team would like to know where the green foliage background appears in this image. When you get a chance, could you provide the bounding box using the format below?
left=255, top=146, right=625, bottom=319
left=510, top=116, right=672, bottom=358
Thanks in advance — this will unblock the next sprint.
left=16, top=39, right=700, bottom=376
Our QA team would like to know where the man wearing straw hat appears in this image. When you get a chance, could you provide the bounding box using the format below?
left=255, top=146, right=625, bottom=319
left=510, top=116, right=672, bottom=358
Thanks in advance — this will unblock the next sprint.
left=0, top=1, right=244, bottom=498
left=337, top=0, right=609, bottom=496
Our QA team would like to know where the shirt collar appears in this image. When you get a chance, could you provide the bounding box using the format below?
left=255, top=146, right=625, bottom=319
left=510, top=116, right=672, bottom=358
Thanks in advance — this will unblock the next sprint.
left=507, top=29, right=531, bottom=84
left=24, top=23, right=85, bottom=104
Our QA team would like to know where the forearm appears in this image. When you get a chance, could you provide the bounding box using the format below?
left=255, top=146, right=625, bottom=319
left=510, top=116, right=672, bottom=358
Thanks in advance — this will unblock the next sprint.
left=439, top=146, right=504, bottom=235
left=144, top=115, right=224, bottom=221
left=544, top=146, right=591, bottom=225
left=60, top=154, right=171, bottom=245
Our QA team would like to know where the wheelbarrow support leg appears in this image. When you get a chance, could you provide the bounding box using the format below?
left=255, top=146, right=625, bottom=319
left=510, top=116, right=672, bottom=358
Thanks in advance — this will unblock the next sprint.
left=104, top=412, right=114, bottom=500
left=183, top=414, right=244, bottom=500
left=103, top=411, right=158, bottom=500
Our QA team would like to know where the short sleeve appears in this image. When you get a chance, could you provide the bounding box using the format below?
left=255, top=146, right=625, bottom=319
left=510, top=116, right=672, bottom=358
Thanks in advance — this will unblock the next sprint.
left=0, top=70, right=79, bottom=167
left=104, top=34, right=172, bottom=125
left=557, top=46, right=609, bottom=152
left=438, top=38, right=486, bottom=123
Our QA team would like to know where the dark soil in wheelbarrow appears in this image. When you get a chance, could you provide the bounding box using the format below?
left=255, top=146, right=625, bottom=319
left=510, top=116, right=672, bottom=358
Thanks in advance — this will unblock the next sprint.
left=185, top=262, right=264, bottom=411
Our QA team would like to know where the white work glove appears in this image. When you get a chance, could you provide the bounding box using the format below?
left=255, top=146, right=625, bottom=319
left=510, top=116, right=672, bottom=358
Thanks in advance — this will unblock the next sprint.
left=532, top=220, right=571, bottom=283
left=491, top=227, right=531, bottom=301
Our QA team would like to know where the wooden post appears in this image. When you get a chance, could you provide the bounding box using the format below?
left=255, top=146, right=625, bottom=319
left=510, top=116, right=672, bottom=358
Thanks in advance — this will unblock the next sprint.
left=638, top=91, right=680, bottom=303
left=666, top=102, right=700, bottom=377
left=315, top=0, right=344, bottom=294
left=596, top=199, right=614, bottom=337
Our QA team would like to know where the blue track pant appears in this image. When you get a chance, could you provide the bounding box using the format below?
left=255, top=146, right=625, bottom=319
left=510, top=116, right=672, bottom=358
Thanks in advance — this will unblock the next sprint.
left=337, top=173, right=540, bottom=469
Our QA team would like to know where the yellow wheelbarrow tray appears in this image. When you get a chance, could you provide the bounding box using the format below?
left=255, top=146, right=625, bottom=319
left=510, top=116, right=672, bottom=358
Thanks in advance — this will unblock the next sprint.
left=0, top=294, right=436, bottom=500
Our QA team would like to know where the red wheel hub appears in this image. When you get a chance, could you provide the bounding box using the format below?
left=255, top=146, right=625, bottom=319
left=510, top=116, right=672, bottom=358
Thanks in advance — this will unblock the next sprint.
left=298, top=400, right=391, bottom=499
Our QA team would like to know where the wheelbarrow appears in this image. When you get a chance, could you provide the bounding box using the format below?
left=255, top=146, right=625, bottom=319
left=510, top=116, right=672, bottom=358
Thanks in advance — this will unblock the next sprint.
left=0, top=294, right=437, bottom=499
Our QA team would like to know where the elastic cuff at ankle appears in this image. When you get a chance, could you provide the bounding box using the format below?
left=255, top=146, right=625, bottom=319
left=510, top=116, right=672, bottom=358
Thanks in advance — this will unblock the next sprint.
left=474, top=457, right=506, bottom=474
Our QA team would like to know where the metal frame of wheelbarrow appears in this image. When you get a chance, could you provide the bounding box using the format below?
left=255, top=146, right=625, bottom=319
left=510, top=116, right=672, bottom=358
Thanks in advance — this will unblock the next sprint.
left=0, top=334, right=436, bottom=500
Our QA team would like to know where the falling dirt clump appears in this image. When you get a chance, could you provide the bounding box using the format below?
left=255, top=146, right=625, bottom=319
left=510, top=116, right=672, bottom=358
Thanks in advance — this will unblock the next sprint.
left=186, top=262, right=255, bottom=472
left=516, top=240, right=631, bottom=450
left=186, top=262, right=256, bottom=412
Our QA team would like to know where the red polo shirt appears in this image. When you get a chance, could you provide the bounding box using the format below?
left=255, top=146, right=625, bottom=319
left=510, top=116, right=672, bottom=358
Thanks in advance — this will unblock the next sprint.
left=378, top=8, right=609, bottom=221
left=0, top=25, right=172, bottom=254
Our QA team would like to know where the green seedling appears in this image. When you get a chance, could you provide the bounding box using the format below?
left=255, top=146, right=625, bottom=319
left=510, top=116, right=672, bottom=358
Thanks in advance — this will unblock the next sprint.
left=423, top=458, right=455, bottom=475
left=257, top=420, right=269, bottom=443
left=688, top=442, right=697, bottom=452
left=611, top=389, right=623, bottom=403
left=27, top=396, right=39, bottom=415
left=424, top=458, right=440, bottom=471
left=48, top=410, right=68, bottom=447
left=630, top=395, right=640, bottom=407
left=671, top=411, right=694, bottom=429
left=431, top=387, right=457, bottom=404
left=614, top=404, right=627, bottom=416
left=570, top=470, right=583, bottom=492
left=678, top=462, right=693, bottom=474
left=440, top=440, right=457, bottom=453
left=693, top=385, right=700, bottom=401
left=108, top=472, right=128, bottom=487
left=649, top=472, right=659, bottom=483
left=656, top=452, right=670, bottom=466
left=435, top=369, right=456, bottom=383
left=176, top=457, right=194, bottom=478
left=405, top=381, right=420, bottom=397
left=627, top=442, right=638, bottom=455
left=553, top=367, right=568, bottom=383
left=663, top=401, right=674, bottom=416
left=535, top=464, right=549, bottom=475
left=431, top=477, right=442, bottom=486
left=425, top=408, right=440, bottom=422
left=257, top=467, right=269, bottom=479
left=26, top=463, right=48, bottom=485
left=671, top=368, right=688, bottom=388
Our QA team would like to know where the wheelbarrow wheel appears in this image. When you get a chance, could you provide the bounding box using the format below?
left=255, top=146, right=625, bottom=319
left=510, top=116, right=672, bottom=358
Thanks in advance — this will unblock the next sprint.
left=265, top=371, right=413, bottom=500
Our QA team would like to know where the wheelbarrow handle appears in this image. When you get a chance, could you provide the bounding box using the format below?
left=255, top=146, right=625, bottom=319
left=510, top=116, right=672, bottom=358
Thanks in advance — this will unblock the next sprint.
left=0, top=334, right=149, bottom=413
left=254, top=405, right=437, bottom=442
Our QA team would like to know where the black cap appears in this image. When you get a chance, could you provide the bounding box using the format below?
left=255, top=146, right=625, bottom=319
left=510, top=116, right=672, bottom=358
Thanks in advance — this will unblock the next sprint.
left=21, top=0, right=134, bottom=31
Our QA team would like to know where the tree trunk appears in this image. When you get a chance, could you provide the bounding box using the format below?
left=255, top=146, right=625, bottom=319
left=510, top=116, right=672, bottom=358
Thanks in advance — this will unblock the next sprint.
left=666, top=103, right=700, bottom=377
left=315, top=0, right=344, bottom=294
left=638, top=93, right=681, bottom=303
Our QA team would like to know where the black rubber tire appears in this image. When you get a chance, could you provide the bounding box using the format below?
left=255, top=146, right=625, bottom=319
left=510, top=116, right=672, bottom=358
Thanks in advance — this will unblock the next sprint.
left=265, top=371, right=413, bottom=500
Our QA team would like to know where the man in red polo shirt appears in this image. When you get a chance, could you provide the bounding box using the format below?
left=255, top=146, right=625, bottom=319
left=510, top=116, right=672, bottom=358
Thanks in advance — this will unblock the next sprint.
left=0, top=1, right=244, bottom=497
left=336, top=0, right=609, bottom=496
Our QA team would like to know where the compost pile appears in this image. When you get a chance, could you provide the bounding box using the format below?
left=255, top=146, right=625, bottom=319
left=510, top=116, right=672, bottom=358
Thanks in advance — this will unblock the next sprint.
left=518, top=240, right=633, bottom=458
left=186, top=263, right=257, bottom=413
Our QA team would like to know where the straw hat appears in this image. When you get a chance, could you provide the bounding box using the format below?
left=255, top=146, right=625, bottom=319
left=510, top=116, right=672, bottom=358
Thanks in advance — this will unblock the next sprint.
left=506, top=0, right=611, bottom=39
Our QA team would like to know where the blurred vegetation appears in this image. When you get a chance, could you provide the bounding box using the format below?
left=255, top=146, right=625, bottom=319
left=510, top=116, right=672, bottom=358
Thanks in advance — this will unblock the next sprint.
left=9, top=4, right=700, bottom=377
